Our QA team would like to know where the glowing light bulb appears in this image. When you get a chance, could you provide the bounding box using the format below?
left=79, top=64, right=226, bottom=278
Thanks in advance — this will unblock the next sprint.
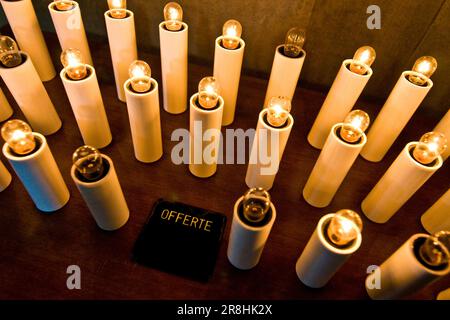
left=340, top=110, right=370, bottom=143
left=222, top=19, right=242, bottom=50
left=61, top=48, right=87, bottom=80
left=412, top=132, right=447, bottom=165
left=283, top=27, right=306, bottom=58
left=128, top=60, right=152, bottom=93
left=107, top=0, right=127, bottom=19
left=53, top=0, right=75, bottom=11
left=408, top=56, right=437, bottom=86
left=242, top=187, right=271, bottom=223
left=419, top=231, right=450, bottom=268
left=198, top=76, right=220, bottom=109
left=349, top=46, right=376, bottom=75
left=1, top=119, right=36, bottom=155
left=164, top=2, right=183, bottom=31
left=0, top=35, right=22, bottom=68
left=72, top=145, right=105, bottom=181
left=266, top=96, right=291, bottom=127
left=327, top=209, right=363, bottom=247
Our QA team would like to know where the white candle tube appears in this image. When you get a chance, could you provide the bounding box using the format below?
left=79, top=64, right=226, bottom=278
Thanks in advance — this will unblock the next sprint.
left=362, top=142, right=443, bottom=224
left=48, top=1, right=93, bottom=66
left=0, top=0, right=55, bottom=81
left=0, top=88, right=13, bottom=122
left=421, top=188, right=450, bottom=234
left=60, top=65, right=112, bottom=149
left=0, top=52, right=61, bottom=135
left=213, top=36, right=245, bottom=126
left=263, top=45, right=305, bottom=108
left=361, top=71, right=433, bottom=162
left=0, top=159, right=12, bottom=192
left=189, top=94, right=224, bottom=178
left=71, top=154, right=129, bottom=231
left=245, top=109, right=294, bottom=190
left=2, top=133, right=70, bottom=212
left=159, top=22, right=188, bottom=114
left=105, top=10, right=138, bottom=102
left=227, top=195, right=276, bottom=270
left=437, top=288, right=450, bottom=300
left=434, top=109, right=450, bottom=161
left=124, top=78, right=163, bottom=163
left=307, top=59, right=372, bottom=149
left=303, top=123, right=367, bottom=208
left=295, top=214, right=362, bottom=288
left=366, top=234, right=450, bottom=300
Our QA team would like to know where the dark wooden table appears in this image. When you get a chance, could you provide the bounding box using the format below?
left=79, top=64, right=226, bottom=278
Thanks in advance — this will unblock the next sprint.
left=0, top=32, right=448, bottom=300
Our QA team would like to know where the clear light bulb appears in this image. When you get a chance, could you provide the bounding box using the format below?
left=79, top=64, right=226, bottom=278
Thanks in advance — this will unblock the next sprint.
left=1, top=119, right=36, bottom=155
left=242, top=187, right=271, bottom=223
left=107, top=0, right=127, bottom=19
left=60, top=48, right=87, bottom=80
left=53, top=0, right=75, bottom=11
left=164, top=2, right=183, bottom=31
left=0, top=35, right=22, bottom=68
left=327, top=209, right=363, bottom=247
left=412, top=132, right=447, bottom=165
left=408, top=56, right=437, bottom=86
left=419, top=231, right=450, bottom=268
left=72, top=145, right=105, bottom=181
left=340, top=110, right=370, bottom=143
left=222, top=19, right=242, bottom=50
left=198, top=76, right=220, bottom=109
left=349, top=46, right=376, bottom=75
left=266, top=96, right=291, bottom=127
left=128, top=60, right=152, bottom=93
left=283, top=27, right=306, bottom=58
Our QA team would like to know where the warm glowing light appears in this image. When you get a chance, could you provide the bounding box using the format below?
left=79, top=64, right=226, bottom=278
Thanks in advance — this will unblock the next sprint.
left=327, top=209, right=363, bottom=247
left=413, top=132, right=447, bottom=165
left=349, top=46, right=376, bottom=75
left=242, top=187, right=271, bottom=223
left=266, top=96, right=291, bottom=127
left=222, top=19, right=242, bottom=50
left=73, top=145, right=105, bottom=181
left=408, top=56, right=437, bottom=86
left=53, top=0, right=75, bottom=11
left=128, top=60, right=152, bottom=93
left=419, top=231, right=449, bottom=267
left=283, top=27, right=306, bottom=58
left=340, top=110, right=370, bottom=143
left=107, top=0, right=127, bottom=19
left=61, top=48, right=87, bottom=80
left=0, top=35, right=22, bottom=68
left=164, top=2, right=183, bottom=31
left=1, top=119, right=36, bottom=155
left=198, top=77, right=220, bottom=109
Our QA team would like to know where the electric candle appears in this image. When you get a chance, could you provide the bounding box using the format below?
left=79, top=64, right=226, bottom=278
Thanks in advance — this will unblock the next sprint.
left=433, top=109, right=450, bottom=161
left=0, top=158, right=11, bottom=192
left=421, top=188, right=450, bottom=234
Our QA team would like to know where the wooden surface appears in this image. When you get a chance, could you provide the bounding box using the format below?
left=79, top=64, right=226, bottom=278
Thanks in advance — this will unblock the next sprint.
left=0, top=32, right=449, bottom=300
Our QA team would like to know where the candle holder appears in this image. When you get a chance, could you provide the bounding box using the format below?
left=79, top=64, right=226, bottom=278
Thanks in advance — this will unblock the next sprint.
left=159, top=21, right=188, bottom=114
left=362, top=142, right=443, bottom=223
left=105, top=9, right=138, bottom=102
left=421, top=188, right=450, bottom=234
left=0, top=88, right=13, bottom=122
left=227, top=188, right=276, bottom=270
left=303, top=123, right=367, bottom=208
left=308, top=59, right=373, bottom=149
left=213, top=36, right=245, bottom=126
left=124, top=77, right=163, bottom=163
left=0, top=0, right=55, bottom=81
left=0, top=159, right=12, bottom=192
left=366, top=233, right=450, bottom=300
left=2, top=132, right=70, bottom=212
left=295, top=212, right=362, bottom=288
left=48, top=1, right=93, bottom=66
left=434, top=109, right=450, bottom=161
left=71, top=151, right=129, bottom=231
left=60, top=64, right=112, bottom=149
left=0, top=52, right=61, bottom=135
